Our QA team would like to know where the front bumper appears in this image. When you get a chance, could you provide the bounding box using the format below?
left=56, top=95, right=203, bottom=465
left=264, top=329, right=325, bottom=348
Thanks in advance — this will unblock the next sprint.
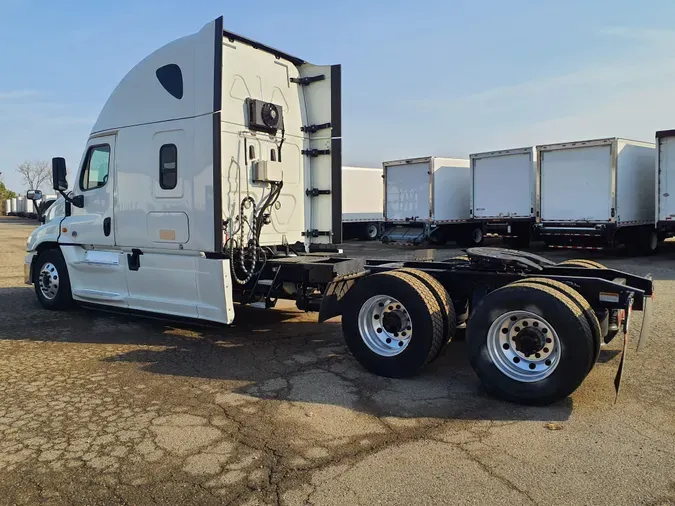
left=24, top=251, right=36, bottom=284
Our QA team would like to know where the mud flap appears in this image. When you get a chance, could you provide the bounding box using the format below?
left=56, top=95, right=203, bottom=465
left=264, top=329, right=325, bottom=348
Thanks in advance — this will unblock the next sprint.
left=318, top=271, right=368, bottom=323
left=637, top=294, right=654, bottom=353
left=614, top=294, right=634, bottom=404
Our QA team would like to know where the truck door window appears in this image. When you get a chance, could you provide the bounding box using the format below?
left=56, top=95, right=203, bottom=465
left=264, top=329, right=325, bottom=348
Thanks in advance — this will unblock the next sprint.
left=80, top=145, right=110, bottom=191
left=159, top=144, right=178, bottom=190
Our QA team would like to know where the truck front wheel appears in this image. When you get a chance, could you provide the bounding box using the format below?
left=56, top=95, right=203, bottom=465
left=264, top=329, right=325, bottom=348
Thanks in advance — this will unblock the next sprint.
left=33, top=249, right=73, bottom=310
left=342, top=271, right=445, bottom=378
left=467, top=282, right=595, bottom=405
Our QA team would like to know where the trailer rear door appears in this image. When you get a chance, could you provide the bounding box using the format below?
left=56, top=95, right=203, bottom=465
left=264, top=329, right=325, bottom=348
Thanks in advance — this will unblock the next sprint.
left=473, top=152, right=533, bottom=218
left=385, top=161, right=431, bottom=222
left=658, top=136, right=675, bottom=221
left=540, top=145, right=612, bottom=222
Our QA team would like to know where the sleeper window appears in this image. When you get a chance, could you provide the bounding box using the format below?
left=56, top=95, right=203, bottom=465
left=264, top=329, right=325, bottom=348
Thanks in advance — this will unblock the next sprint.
left=80, top=145, right=110, bottom=191
left=159, top=144, right=178, bottom=190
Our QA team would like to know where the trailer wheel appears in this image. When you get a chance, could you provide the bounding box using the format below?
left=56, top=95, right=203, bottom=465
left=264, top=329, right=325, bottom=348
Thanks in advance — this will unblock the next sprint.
left=363, top=223, right=380, bottom=241
left=33, top=248, right=73, bottom=310
left=342, top=271, right=445, bottom=378
left=470, top=226, right=484, bottom=246
left=642, top=228, right=659, bottom=255
left=466, top=282, right=595, bottom=405
left=511, top=277, right=601, bottom=371
left=396, top=268, right=456, bottom=360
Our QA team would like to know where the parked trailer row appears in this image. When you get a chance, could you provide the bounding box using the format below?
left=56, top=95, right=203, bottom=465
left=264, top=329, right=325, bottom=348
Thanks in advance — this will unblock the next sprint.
left=381, top=138, right=657, bottom=251
left=4, top=195, right=56, bottom=218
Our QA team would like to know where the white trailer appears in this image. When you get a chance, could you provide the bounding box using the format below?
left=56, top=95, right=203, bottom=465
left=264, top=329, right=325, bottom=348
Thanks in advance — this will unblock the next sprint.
left=341, top=166, right=383, bottom=240
left=535, top=137, right=657, bottom=252
left=16, top=197, right=27, bottom=217
left=4, top=199, right=10, bottom=215
left=655, top=129, right=675, bottom=239
left=381, top=156, right=481, bottom=245
left=469, top=147, right=536, bottom=247
left=10, top=198, right=17, bottom=216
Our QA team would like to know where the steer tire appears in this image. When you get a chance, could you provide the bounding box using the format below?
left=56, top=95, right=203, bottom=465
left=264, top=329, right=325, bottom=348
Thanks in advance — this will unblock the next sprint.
left=397, top=268, right=456, bottom=361
left=33, top=248, right=74, bottom=311
left=342, top=271, right=445, bottom=378
left=466, top=282, right=595, bottom=406
left=511, top=277, right=601, bottom=372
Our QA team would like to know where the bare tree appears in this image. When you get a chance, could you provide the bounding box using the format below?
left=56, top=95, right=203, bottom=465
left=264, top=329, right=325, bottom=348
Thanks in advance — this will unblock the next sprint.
left=17, top=160, right=51, bottom=191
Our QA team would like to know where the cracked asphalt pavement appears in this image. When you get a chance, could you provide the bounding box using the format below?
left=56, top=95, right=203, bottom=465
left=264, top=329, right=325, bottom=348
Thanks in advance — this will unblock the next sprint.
left=1, top=217, right=675, bottom=505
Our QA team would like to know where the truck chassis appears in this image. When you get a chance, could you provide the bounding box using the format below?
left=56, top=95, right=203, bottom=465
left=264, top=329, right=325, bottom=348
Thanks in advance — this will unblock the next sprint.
left=233, top=246, right=654, bottom=406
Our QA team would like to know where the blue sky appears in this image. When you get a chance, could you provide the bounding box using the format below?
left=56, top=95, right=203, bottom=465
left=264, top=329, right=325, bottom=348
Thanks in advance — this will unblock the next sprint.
left=2, top=0, right=675, bottom=191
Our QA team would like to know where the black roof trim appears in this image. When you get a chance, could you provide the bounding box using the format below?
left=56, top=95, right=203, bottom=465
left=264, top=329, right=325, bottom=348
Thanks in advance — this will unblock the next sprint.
left=222, top=29, right=305, bottom=66
left=656, top=129, right=675, bottom=139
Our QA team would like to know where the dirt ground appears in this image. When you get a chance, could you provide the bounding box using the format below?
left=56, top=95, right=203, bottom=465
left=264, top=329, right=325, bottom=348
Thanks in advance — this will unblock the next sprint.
left=1, top=217, right=675, bottom=505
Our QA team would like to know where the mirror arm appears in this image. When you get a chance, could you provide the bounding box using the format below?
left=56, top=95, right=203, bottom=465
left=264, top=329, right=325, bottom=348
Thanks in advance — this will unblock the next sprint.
left=57, top=190, right=84, bottom=209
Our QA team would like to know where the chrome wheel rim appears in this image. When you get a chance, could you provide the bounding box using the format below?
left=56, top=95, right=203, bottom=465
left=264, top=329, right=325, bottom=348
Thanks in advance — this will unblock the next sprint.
left=357, top=295, right=413, bottom=357
left=38, top=262, right=59, bottom=300
left=473, top=228, right=483, bottom=244
left=487, top=310, right=560, bottom=382
left=366, top=224, right=378, bottom=239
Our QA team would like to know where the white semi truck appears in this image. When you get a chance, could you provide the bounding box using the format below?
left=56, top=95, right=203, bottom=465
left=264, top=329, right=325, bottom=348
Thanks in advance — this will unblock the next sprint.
left=469, top=147, right=536, bottom=248
left=23, top=17, right=654, bottom=406
left=534, top=138, right=657, bottom=252
left=381, top=156, right=483, bottom=245
left=341, top=166, right=383, bottom=240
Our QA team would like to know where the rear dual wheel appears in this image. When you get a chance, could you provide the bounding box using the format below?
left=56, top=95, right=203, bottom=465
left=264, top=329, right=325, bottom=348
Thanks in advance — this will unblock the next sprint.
left=557, top=259, right=622, bottom=343
left=342, top=270, right=453, bottom=378
left=467, top=280, right=596, bottom=405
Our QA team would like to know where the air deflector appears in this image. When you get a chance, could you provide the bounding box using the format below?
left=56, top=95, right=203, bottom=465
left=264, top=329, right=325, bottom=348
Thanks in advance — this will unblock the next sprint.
left=156, top=64, right=184, bottom=100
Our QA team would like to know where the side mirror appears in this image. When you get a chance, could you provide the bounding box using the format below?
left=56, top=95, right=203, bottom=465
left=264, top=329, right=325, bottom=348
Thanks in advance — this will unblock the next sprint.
left=26, top=189, right=43, bottom=201
left=52, top=157, right=68, bottom=191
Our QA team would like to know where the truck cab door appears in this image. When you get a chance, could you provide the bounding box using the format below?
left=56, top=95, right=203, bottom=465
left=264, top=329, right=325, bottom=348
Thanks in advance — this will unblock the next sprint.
left=59, top=134, right=128, bottom=306
left=298, top=64, right=342, bottom=247
left=60, top=135, right=117, bottom=247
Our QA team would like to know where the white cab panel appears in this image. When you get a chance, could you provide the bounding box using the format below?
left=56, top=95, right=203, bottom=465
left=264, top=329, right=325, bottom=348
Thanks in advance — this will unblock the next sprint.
left=540, top=145, right=612, bottom=222
left=615, top=139, right=655, bottom=224
left=61, top=246, right=129, bottom=306
left=219, top=39, right=306, bottom=247
left=298, top=64, right=340, bottom=245
left=342, top=166, right=383, bottom=222
left=196, top=257, right=235, bottom=324
left=91, top=19, right=217, bottom=134
left=432, top=157, right=470, bottom=222
left=384, top=161, right=431, bottom=222
left=124, top=251, right=234, bottom=324
left=147, top=212, right=189, bottom=244
left=470, top=149, right=535, bottom=219
left=114, top=115, right=214, bottom=252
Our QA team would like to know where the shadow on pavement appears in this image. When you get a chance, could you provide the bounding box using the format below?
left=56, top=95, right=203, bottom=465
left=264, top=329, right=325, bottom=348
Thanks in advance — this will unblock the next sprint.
left=0, top=288, right=573, bottom=423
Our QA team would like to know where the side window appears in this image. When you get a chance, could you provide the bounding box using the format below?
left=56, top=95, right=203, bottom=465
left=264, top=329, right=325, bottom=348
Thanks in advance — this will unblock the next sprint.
left=159, top=144, right=178, bottom=190
left=80, top=145, right=110, bottom=191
